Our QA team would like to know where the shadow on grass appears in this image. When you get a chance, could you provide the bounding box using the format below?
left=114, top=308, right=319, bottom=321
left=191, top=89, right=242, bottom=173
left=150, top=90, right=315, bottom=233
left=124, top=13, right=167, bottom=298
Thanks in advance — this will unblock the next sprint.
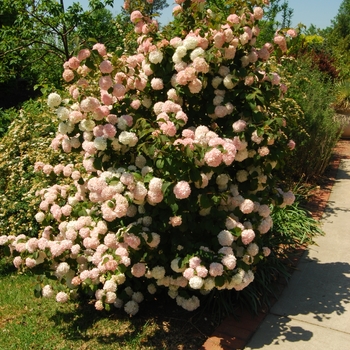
left=49, top=292, right=215, bottom=349
left=0, top=255, right=16, bottom=277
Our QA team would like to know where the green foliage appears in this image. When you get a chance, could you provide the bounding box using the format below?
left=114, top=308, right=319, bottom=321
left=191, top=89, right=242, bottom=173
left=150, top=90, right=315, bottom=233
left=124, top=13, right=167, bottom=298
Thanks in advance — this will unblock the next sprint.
left=0, top=107, right=16, bottom=137
left=324, top=0, right=350, bottom=79
left=0, top=0, right=128, bottom=107
left=281, top=56, right=340, bottom=181
left=257, top=0, right=293, bottom=45
left=122, top=0, right=169, bottom=19
left=0, top=98, right=79, bottom=237
left=270, top=199, right=323, bottom=247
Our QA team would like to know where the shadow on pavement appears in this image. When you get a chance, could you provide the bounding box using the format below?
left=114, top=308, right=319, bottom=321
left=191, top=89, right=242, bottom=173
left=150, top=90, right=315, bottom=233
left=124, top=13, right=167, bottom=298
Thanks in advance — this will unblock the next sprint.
left=247, top=250, right=350, bottom=348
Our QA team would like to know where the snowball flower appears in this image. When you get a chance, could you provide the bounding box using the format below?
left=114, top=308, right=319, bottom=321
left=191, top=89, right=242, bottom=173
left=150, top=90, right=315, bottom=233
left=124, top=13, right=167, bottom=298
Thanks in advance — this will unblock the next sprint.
left=35, top=212, right=46, bottom=223
left=130, top=10, right=143, bottom=23
left=218, top=230, right=234, bottom=246
left=283, top=191, right=295, bottom=205
left=196, top=265, right=208, bottom=278
left=131, top=263, right=146, bottom=277
left=258, top=204, right=271, bottom=218
left=189, top=276, right=204, bottom=289
left=258, top=216, right=273, bottom=234
left=271, top=72, right=281, bottom=85
left=253, top=7, right=264, bottom=20
left=124, top=300, right=139, bottom=315
left=149, top=177, right=163, bottom=192
left=240, top=199, right=255, bottom=214
left=222, top=254, right=237, bottom=270
left=95, top=300, right=104, bottom=310
left=241, top=229, right=256, bottom=245
left=171, top=258, right=186, bottom=273
left=132, top=291, right=144, bottom=303
left=13, top=256, right=22, bottom=268
left=151, top=266, right=166, bottom=279
left=56, top=291, right=69, bottom=303
left=93, top=43, right=107, bottom=56
left=247, top=243, right=259, bottom=256
left=119, top=131, right=138, bottom=146
left=169, top=216, right=182, bottom=227
left=47, top=93, right=62, bottom=108
left=287, top=29, right=297, bottom=38
left=25, top=258, right=37, bottom=268
left=103, top=279, right=117, bottom=292
left=149, top=50, right=163, bottom=64
left=288, top=140, right=296, bottom=150
left=62, top=69, right=74, bottom=82
left=209, top=262, right=224, bottom=277
left=232, top=119, right=247, bottom=133
left=56, top=262, right=70, bottom=278
left=183, top=36, right=198, bottom=50
left=236, top=169, right=249, bottom=182
left=263, top=247, right=271, bottom=257
left=274, top=34, right=287, bottom=52
left=151, top=78, right=164, bottom=90
left=227, top=14, right=240, bottom=24
left=176, top=295, right=200, bottom=311
left=42, top=285, right=54, bottom=298
left=204, top=148, right=223, bottom=167
left=173, top=181, right=191, bottom=199
left=99, top=60, right=114, bottom=74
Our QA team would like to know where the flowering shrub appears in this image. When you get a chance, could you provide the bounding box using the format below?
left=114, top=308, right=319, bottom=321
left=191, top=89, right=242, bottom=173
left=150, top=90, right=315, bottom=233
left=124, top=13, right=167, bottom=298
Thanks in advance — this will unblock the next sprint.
left=1, top=0, right=298, bottom=315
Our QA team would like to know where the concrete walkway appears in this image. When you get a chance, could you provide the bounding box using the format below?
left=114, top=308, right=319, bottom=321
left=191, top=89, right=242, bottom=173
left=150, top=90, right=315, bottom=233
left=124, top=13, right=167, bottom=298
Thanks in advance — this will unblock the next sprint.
left=245, top=159, right=350, bottom=349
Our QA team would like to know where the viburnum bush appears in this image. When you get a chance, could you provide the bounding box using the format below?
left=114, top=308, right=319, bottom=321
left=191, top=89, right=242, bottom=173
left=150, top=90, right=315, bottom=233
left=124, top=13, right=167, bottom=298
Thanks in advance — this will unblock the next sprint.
left=1, top=0, right=298, bottom=315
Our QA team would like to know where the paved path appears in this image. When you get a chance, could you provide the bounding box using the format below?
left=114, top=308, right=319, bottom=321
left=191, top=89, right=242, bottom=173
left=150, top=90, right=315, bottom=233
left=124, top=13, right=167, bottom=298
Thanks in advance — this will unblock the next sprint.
left=245, top=159, right=350, bottom=349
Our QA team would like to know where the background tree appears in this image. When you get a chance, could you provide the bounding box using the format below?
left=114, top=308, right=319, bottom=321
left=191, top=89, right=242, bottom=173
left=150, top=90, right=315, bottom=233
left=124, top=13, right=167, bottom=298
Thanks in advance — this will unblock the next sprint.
left=0, top=0, right=124, bottom=108
left=325, top=0, right=350, bottom=79
left=257, top=0, right=293, bottom=45
left=122, top=0, right=169, bottom=19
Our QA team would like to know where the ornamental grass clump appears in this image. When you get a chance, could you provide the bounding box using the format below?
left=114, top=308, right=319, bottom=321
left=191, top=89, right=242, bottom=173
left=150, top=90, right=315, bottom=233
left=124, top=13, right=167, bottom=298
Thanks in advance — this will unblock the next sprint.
left=1, top=0, right=300, bottom=315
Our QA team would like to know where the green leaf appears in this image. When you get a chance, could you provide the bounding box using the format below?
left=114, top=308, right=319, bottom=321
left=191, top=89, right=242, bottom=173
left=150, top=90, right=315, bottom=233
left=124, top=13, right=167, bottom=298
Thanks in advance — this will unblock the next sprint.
left=84, top=57, right=96, bottom=70
left=215, top=275, right=225, bottom=287
left=2, top=245, right=11, bottom=257
left=34, top=284, right=42, bottom=298
left=170, top=202, right=179, bottom=213
left=189, top=168, right=201, bottom=182
left=161, top=181, right=172, bottom=194
left=156, top=158, right=164, bottom=169
left=200, top=194, right=212, bottom=209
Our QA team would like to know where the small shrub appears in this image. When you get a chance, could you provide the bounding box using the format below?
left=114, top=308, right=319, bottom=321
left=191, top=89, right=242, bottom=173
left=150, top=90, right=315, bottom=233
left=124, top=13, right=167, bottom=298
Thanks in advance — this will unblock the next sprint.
left=0, top=98, right=79, bottom=237
left=280, top=56, right=340, bottom=182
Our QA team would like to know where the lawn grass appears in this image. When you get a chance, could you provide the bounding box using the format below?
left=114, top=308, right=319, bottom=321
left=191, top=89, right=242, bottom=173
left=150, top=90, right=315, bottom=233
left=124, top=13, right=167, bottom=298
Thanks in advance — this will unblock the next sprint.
left=0, top=257, right=213, bottom=350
